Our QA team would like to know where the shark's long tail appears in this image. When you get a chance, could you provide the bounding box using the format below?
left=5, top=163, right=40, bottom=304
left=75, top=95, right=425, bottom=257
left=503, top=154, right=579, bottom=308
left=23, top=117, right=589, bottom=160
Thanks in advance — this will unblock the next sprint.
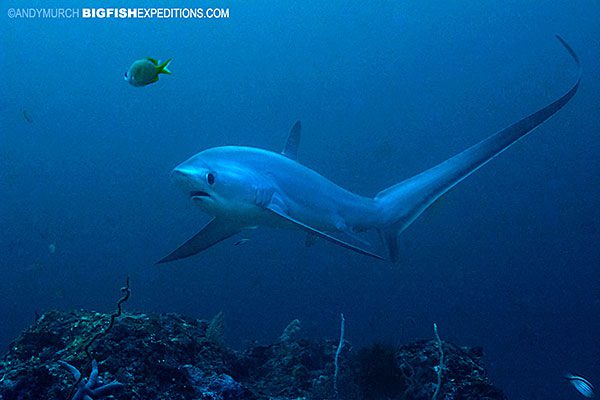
left=375, top=35, right=581, bottom=262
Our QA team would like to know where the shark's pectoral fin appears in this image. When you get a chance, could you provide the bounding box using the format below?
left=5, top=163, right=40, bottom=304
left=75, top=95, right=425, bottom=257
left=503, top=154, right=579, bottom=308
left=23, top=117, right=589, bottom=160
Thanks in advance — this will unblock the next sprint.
left=265, top=205, right=385, bottom=260
left=157, top=217, right=241, bottom=264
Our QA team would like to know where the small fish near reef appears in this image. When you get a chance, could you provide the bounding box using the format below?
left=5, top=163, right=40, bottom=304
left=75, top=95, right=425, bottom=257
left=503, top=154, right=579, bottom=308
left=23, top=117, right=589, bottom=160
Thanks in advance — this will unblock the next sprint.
left=124, top=57, right=172, bottom=87
left=566, top=373, right=594, bottom=398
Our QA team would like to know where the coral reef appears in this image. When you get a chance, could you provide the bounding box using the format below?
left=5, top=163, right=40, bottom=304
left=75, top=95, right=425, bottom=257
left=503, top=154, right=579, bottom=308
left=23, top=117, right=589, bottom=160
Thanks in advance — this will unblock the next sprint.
left=0, top=310, right=506, bottom=400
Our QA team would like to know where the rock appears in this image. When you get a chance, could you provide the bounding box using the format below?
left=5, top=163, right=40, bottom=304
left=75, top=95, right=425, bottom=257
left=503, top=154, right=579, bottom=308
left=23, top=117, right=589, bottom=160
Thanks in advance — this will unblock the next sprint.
left=0, top=310, right=506, bottom=400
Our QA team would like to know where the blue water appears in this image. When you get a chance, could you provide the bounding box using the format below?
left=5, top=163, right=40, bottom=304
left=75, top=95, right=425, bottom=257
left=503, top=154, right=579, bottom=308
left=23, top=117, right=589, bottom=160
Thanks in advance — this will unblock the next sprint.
left=1, top=1, right=599, bottom=399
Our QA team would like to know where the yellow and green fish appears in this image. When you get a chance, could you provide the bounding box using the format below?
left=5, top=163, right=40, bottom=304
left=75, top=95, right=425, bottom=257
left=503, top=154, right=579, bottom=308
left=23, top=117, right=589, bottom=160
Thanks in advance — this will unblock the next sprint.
left=124, top=57, right=172, bottom=87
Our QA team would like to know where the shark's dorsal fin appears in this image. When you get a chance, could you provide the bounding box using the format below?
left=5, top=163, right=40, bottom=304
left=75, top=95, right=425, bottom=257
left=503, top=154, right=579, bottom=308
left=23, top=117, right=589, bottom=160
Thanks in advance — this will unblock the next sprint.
left=265, top=203, right=384, bottom=260
left=282, top=121, right=301, bottom=160
left=157, top=217, right=241, bottom=263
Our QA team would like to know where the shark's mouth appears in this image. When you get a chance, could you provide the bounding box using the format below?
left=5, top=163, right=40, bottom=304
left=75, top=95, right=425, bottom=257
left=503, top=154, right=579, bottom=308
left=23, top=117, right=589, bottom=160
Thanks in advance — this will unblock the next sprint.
left=190, top=190, right=210, bottom=198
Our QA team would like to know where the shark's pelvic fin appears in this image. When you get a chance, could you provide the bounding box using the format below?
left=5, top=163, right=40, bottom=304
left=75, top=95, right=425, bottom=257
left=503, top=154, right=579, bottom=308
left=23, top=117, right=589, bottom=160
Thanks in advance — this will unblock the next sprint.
left=157, top=217, right=241, bottom=263
left=282, top=121, right=301, bottom=160
left=266, top=204, right=385, bottom=260
left=375, top=35, right=581, bottom=262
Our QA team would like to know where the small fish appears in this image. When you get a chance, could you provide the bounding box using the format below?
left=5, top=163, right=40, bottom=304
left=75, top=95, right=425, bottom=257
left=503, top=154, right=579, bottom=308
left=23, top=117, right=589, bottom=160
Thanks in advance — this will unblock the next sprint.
left=54, top=288, right=66, bottom=299
left=124, top=57, right=172, bottom=87
left=22, top=109, right=33, bottom=123
left=234, top=238, right=251, bottom=247
left=566, top=373, right=594, bottom=398
left=25, top=261, right=44, bottom=272
left=48, top=243, right=56, bottom=254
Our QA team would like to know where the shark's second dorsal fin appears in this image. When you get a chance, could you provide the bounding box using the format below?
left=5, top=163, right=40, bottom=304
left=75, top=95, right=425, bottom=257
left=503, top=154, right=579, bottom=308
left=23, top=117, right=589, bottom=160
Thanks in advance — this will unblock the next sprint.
left=282, top=121, right=301, bottom=160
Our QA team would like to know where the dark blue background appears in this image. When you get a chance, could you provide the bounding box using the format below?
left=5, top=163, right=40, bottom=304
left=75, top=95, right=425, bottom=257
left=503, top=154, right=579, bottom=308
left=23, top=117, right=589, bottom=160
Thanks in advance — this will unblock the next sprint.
left=1, top=1, right=599, bottom=399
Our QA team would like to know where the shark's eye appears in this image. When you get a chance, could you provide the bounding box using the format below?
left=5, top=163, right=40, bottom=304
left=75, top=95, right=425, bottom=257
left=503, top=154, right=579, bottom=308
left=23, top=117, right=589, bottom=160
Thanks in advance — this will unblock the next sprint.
left=207, top=172, right=215, bottom=185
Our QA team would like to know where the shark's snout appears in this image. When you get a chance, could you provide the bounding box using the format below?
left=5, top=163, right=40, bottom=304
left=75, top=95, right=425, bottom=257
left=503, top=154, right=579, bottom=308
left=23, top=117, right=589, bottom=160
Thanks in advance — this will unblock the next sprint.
left=171, top=167, right=213, bottom=200
left=171, top=167, right=197, bottom=190
left=171, top=167, right=189, bottom=181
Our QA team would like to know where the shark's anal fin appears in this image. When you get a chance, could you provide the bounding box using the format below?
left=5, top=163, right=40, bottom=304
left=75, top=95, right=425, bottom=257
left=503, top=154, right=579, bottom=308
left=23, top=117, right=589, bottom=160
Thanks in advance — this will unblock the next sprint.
left=282, top=121, right=301, bottom=160
left=266, top=204, right=385, bottom=260
left=157, top=217, right=241, bottom=264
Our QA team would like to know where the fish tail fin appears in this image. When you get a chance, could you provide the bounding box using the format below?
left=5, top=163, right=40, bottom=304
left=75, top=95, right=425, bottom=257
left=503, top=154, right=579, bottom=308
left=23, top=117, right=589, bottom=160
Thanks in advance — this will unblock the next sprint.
left=157, top=58, right=172, bottom=75
left=374, top=35, right=580, bottom=263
